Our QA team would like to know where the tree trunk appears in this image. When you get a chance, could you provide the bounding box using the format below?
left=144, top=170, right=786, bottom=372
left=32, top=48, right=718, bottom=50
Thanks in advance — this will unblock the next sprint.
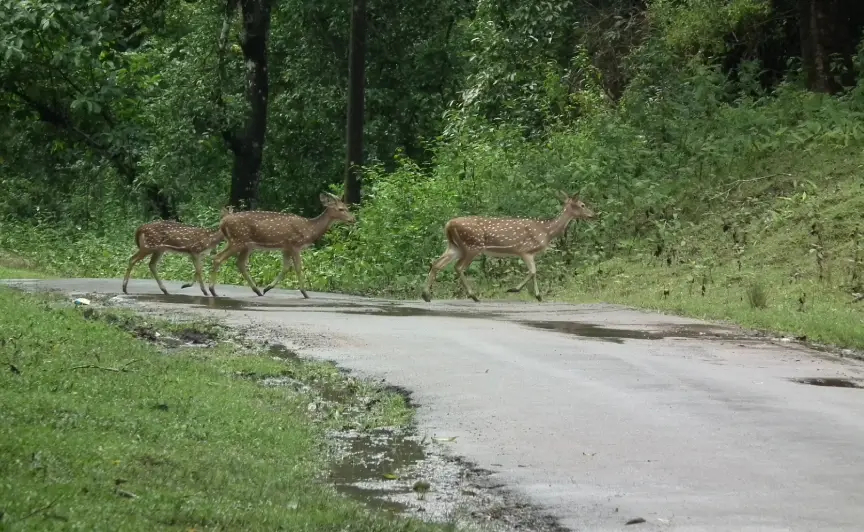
left=344, top=0, right=366, bottom=206
left=798, top=0, right=855, bottom=93
left=225, top=0, right=273, bottom=210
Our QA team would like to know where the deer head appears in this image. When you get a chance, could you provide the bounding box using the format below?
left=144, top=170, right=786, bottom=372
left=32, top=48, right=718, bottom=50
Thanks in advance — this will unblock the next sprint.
left=320, top=192, right=356, bottom=224
left=556, top=190, right=595, bottom=220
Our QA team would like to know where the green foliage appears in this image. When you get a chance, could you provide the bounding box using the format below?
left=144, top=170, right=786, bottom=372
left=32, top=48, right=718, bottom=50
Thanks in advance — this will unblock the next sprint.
left=3, top=0, right=864, bottom=347
left=650, top=0, right=772, bottom=56
left=747, top=280, right=768, bottom=309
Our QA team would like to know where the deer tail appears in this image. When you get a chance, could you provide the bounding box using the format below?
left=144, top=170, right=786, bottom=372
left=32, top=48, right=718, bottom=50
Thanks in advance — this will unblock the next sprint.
left=134, top=226, right=146, bottom=249
left=444, top=220, right=464, bottom=248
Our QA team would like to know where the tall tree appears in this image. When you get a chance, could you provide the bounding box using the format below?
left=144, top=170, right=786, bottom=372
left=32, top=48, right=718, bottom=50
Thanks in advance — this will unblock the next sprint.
left=344, top=0, right=366, bottom=205
left=797, top=0, right=863, bottom=93
left=219, top=0, right=276, bottom=210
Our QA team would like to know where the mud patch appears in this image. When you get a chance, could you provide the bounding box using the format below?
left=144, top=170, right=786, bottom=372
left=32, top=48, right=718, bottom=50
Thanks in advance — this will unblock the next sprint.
left=791, top=377, right=864, bottom=388
left=520, top=320, right=743, bottom=344
left=329, top=429, right=422, bottom=514
left=328, top=428, right=568, bottom=531
left=266, top=343, right=301, bottom=361
left=79, top=306, right=221, bottom=349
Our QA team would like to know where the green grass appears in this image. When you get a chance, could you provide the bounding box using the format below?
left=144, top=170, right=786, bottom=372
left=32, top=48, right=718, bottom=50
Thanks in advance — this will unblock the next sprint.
left=552, top=144, right=864, bottom=349
left=0, top=288, right=445, bottom=531
left=0, top=253, right=51, bottom=279
left=406, top=144, right=864, bottom=351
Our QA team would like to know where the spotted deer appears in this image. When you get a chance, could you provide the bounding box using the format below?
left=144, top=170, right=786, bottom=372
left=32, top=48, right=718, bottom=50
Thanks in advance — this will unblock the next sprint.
left=421, top=191, right=596, bottom=303
left=122, top=209, right=231, bottom=296
left=208, top=192, right=356, bottom=298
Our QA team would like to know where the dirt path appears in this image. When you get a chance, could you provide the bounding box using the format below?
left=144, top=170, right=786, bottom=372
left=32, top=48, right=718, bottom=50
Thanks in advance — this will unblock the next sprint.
left=9, top=278, right=864, bottom=531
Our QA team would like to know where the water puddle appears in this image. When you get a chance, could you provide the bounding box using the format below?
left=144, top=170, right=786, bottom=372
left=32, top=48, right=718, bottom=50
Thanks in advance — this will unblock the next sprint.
left=266, top=343, right=300, bottom=360
left=520, top=321, right=742, bottom=344
left=336, top=306, right=500, bottom=319
left=791, top=377, right=864, bottom=388
left=329, top=429, right=427, bottom=514
left=128, top=293, right=368, bottom=311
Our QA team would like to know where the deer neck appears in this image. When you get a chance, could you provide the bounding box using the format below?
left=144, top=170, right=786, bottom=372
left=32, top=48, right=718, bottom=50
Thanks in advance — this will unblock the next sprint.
left=540, top=209, right=575, bottom=240
left=305, top=210, right=338, bottom=242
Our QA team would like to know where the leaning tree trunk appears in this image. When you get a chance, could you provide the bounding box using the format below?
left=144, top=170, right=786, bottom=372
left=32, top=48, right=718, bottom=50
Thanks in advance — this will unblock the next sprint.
left=224, top=0, right=274, bottom=211
left=344, top=0, right=366, bottom=205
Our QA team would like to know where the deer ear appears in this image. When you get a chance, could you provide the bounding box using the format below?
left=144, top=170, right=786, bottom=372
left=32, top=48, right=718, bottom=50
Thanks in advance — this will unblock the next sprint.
left=555, top=190, right=570, bottom=202
left=320, top=192, right=337, bottom=206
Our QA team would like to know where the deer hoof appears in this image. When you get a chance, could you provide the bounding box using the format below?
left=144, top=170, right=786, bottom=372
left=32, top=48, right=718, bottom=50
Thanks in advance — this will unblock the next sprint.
left=506, top=287, right=521, bottom=293
left=300, top=291, right=310, bottom=299
left=262, top=286, right=273, bottom=294
left=469, top=294, right=480, bottom=303
left=181, top=283, right=193, bottom=289
left=208, top=288, right=218, bottom=297
left=535, top=294, right=543, bottom=302
left=421, top=291, right=432, bottom=303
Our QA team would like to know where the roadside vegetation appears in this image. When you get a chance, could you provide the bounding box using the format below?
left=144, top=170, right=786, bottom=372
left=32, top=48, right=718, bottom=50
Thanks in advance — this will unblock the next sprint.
left=3, top=0, right=864, bottom=350
left=0, top=278, right=453, bottom=530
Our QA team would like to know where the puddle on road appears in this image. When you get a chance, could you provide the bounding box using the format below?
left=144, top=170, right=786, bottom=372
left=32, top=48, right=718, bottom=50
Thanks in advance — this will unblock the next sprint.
left=791, top=377, right=864, bottom=388
left=127, top=294, right=750, bottom=346
left=128, top=293, right=369, bottom=311
left=329, top=429, right=426, bottom=514
left=520, top=321, right=742, bottom=344
left=336, top=306, right=500, bottom=319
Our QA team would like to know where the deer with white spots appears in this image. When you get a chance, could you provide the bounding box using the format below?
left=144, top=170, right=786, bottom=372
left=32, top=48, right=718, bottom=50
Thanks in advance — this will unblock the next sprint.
left=421, top=191, right=596, bottom=303
left=208, top=192, right=356, bottom=298
left=122, top=209, right=231, bottom=296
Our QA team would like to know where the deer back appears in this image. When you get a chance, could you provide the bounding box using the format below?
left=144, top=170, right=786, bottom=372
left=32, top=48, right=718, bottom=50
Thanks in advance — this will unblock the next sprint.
left=447, top=216, right=551, bottom=254
left=220, top=211, right=313, bottom=248
left=137, top=221, right=217, bottom=252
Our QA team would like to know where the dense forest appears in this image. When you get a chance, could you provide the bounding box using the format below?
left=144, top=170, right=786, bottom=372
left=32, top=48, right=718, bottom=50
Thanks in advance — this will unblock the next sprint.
left=2, top=0, right=864, bottom=319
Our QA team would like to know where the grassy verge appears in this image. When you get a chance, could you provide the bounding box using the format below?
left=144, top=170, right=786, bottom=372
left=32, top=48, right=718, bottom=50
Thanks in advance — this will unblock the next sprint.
left=405, top=144, right=864, bottom=351
left=0, top=287, right=445, bottom=531
left=0, top=253, right=51, bottom=279
left=552, top=145, right=864, bottom=350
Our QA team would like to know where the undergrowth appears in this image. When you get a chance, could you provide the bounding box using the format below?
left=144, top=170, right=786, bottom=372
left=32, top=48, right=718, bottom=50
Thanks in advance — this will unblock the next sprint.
left=3, top=38, right=864, bottom=351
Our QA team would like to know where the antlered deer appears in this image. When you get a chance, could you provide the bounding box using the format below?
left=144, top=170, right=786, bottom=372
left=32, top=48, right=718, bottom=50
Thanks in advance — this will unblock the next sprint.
left=421, top=191, right=595, bottom=302
left=122, top=215, right=228, bottom=296
left=208, top=192, right=356, bottom=297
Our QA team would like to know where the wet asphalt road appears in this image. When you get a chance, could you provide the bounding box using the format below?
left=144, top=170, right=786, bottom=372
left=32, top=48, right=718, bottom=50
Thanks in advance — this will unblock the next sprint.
left=7, top=278, right=864, bottom=531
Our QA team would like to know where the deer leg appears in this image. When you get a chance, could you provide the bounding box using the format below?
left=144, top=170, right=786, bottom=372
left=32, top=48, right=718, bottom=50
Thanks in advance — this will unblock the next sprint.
left=235, top=249, right=264, bottom=297
left=517, top=254, right=541, bottom=301
left=262, top=250, right=292, bottom=295
left=421, top=245, right=460, bottom=302
left=454, top=251, right=480, bottom=303
left=209, top=244, right=241, bottom=297
left=122, top=249, right=149, bottom=294
left=148, top=251, right=169, bottom=295
left=189, top=253, right=209, bottom=296
left=290, top=250, right=309, bottom=299
left=507, top=254, right=537, bottom=295
left=180, top=253, right=199, bottom=290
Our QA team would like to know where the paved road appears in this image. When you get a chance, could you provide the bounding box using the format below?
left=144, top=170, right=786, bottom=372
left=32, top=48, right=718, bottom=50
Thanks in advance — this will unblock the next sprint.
left=8, top=278, right=864, bottom=531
